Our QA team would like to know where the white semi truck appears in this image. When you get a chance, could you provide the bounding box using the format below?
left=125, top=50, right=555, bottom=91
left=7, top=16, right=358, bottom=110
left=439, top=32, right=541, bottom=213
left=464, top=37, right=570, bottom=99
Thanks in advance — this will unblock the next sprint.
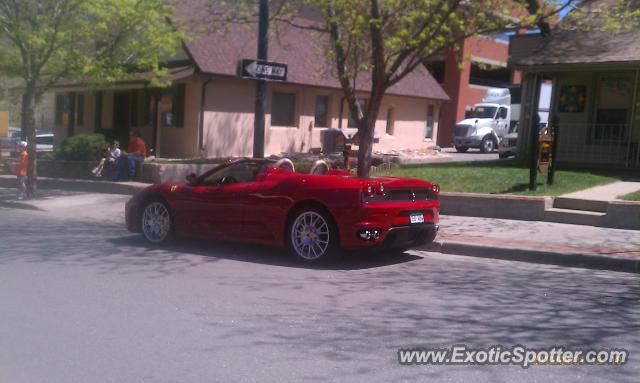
left=453, top=85, right=551, bottom=153
left=453, top=87, right=518, bottom=153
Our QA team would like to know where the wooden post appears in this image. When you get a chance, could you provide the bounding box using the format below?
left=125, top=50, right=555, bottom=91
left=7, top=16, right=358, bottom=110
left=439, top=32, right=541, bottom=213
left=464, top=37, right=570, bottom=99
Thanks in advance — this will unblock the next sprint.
left=528, top=75, right=542, bottom=191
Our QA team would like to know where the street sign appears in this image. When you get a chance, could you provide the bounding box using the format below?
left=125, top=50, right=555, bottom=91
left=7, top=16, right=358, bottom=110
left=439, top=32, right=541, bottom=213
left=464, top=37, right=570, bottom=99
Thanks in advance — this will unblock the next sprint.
left=237, top=59, right=287, bottom=82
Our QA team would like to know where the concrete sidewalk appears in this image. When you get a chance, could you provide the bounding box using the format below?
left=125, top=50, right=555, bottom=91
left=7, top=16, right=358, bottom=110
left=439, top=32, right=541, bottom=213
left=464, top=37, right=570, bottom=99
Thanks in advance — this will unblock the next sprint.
left=423, top=215, right=640, bottom=273
left=560, top=181, right=640, bottom=201
left=561, top=181, right=640, bottom=201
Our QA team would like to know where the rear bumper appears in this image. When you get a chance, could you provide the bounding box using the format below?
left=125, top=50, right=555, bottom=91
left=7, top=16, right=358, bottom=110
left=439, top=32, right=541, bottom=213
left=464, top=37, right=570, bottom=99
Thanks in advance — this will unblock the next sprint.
left=338, top=200, right=440, bottom=250
left=379, top=223, right=438, bottom=249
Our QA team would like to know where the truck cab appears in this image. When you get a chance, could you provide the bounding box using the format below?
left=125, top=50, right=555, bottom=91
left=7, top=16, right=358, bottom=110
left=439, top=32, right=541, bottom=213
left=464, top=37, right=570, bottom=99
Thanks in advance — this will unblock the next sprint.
left=453, top=100, right=510, bottom=153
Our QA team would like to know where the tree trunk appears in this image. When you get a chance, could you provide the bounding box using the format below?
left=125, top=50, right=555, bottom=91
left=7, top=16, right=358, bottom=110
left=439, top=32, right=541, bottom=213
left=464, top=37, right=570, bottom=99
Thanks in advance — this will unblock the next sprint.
left=356, top=123, right=374, bottom=177
left=356, top=93, right=384, bottom=178
left=21, top=87, right=38, bottom=197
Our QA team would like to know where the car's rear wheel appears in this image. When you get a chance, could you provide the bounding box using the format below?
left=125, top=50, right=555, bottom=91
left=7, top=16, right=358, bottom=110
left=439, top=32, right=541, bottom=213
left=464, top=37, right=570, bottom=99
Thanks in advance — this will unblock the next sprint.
left=141, top=200, right=173, bottom=244
left=455, top=145, right=468, bottom=153
left=287, top=207, right=340, bottom=263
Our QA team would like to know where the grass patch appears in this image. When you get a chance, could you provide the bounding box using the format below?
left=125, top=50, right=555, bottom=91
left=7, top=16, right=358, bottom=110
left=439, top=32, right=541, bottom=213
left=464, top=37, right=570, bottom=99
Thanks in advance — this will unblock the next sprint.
left=619, top=190, right=640, bottom=201
left=379, top=160, right=620, bottom=196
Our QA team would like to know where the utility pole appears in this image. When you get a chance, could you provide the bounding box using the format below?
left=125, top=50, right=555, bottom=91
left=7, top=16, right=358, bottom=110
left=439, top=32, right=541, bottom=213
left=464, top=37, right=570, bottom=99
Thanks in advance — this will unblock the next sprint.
left=253, top=0, right=268, bottom=158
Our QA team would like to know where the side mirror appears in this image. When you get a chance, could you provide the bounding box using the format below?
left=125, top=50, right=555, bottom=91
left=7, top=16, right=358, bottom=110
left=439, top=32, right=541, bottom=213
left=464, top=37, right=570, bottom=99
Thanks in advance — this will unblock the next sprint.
left=186, top=173, right=197, bottom=184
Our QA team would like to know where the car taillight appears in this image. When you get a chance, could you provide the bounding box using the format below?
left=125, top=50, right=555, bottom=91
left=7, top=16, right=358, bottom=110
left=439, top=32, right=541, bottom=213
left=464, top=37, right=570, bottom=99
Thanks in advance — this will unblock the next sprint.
left=428, top=184, right=440, bottom=200
left=377, top=184, right=385, bottom=195
left=364, top=184, right=375, bottom=197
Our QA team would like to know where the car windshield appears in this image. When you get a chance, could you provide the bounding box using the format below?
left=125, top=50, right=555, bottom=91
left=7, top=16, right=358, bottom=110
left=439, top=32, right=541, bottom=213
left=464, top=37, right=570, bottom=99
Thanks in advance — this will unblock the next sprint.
left=201, top=161, right=272, bottom=185
left=469, top=106, right=497, bottom=119
left=36, top=135, right=53, bottom=145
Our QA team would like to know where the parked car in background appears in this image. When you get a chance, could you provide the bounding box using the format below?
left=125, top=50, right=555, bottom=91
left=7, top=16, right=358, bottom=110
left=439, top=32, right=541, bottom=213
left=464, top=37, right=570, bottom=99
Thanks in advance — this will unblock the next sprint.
left=498, top=123, right=519, bottom=159
left=126, top=157, right=441, bottom=263
left=35, top=132, right=54, bottom=153
left=498, top=122, right=548, bottom=159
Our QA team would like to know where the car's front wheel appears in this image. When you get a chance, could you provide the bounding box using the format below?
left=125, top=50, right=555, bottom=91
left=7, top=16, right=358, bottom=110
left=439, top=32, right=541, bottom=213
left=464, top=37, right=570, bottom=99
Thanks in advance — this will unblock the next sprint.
left=141, top=200, right=173, bottom=244
left=287, top=207, right=340, bottom=263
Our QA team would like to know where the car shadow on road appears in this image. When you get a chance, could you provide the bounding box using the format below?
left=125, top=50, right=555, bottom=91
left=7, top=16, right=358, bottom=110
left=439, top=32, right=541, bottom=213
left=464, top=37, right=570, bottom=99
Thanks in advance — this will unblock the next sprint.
left=107, top=234, right=422, bottom=271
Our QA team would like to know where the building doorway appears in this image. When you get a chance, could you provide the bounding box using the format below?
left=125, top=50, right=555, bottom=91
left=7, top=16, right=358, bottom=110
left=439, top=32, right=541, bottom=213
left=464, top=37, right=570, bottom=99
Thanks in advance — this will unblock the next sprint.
left=113, top=91, right=131, bottom=148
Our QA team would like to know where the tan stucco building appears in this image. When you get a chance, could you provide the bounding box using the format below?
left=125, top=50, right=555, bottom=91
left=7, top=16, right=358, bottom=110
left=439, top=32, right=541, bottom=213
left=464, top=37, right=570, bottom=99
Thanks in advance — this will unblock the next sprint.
left=51, top=7, right=449, bottom=159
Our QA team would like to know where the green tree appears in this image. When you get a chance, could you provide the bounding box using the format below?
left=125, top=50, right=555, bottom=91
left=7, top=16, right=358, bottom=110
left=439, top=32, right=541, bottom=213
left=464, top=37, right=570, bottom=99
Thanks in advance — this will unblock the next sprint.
left=291, top=0, right=577, bottom=177
left=0, top=0, right=181, bottom=193
left=210, top=0, right=635, bottom=177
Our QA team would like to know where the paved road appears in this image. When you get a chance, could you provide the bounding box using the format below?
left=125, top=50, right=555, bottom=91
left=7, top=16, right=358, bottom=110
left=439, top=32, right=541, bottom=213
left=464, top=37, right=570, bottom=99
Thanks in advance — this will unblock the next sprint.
left=0, top=191, right=638, bottom=383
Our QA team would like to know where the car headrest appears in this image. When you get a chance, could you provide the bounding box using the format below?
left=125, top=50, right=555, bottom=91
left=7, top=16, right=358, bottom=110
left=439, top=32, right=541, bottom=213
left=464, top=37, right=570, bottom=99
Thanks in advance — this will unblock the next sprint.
left=309, top=159, right=329, bottom=175
left=273, top=158, right=295, bottom=172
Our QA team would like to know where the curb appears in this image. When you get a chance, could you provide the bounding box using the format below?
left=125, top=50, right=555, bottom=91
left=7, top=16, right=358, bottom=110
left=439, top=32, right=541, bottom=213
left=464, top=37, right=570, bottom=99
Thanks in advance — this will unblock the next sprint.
left=0, top=175, right=148, bottom=195
left=419, top=240, right=640, bottom=274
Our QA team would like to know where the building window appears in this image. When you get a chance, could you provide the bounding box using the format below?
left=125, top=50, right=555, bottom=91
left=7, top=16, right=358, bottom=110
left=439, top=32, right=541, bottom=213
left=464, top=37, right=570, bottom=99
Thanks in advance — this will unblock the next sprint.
left=55, top=94, right=68, bottom=125
left=593, top=76, right=633, bottom=142
left=314, top=95, right=329, bottom=128
left=271, top=92, right=296, bottom=127
left=347, top=99, right=367, bottom=128
left=385, top=107, right=395, bottom=135
left=425, top=105, right=434, bottom=139
left=76, top=94, right=84, bottom=126
left=469, top=61, right=511, bottom=88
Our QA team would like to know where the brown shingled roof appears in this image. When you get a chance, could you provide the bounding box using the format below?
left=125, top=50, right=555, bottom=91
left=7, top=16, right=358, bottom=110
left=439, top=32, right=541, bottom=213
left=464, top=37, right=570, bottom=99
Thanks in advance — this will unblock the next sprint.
left=512, top=29, right=640, bottom=67
left=511, top=0, right=640, bottom=67
left=178, top=5, right=448, bottom=100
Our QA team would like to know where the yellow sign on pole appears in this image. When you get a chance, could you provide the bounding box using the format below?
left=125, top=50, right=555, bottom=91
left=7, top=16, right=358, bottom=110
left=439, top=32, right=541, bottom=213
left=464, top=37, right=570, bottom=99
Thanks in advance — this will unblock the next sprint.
left=0, top=111, right=8, bottom=137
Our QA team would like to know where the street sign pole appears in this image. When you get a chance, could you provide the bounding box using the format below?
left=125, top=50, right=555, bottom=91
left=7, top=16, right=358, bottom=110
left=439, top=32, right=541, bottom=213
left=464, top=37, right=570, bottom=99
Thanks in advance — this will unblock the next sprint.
left=253, top=0, right=268, bottom=158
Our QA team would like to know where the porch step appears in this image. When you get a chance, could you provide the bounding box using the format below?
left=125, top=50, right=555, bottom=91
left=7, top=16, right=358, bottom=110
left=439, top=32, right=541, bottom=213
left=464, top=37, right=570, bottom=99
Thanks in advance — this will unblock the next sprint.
left=544, top=208, right=606, bottom=227
left=553, top=197, right=608, bottom=213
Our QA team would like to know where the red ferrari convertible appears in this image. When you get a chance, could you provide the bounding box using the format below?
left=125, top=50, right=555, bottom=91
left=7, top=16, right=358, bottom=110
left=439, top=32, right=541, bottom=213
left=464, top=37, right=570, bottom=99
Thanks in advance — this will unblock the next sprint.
left=125, top=158, right=440, bottom=263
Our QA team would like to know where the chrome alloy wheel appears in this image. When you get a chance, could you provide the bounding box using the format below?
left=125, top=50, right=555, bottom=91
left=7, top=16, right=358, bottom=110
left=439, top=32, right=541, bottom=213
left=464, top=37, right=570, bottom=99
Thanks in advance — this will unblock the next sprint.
left=142, top=202, right=171, bottom=243
left=291, top=211, right=330, bottom=260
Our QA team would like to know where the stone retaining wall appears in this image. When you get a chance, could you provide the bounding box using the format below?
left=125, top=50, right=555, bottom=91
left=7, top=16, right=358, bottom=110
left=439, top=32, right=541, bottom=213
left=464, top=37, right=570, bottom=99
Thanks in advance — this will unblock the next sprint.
left=440, top=192, right=553, bottom=221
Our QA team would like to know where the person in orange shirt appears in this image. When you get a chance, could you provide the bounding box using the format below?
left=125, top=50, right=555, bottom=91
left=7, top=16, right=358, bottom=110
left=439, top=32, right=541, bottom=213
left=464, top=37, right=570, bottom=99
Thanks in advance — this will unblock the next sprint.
left=115, top=131, right=147, bottom=181
left=16, top=141, right=28, bottom=199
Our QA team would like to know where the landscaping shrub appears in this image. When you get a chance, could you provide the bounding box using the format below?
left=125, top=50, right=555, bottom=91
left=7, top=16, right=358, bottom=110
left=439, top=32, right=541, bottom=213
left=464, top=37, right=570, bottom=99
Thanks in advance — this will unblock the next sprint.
left=55, top=133, right=108, bottom=161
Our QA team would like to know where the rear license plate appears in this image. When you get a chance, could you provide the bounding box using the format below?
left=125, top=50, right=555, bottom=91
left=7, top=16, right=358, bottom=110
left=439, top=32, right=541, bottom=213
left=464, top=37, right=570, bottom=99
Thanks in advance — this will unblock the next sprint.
left=409, top=213, right=424, bottom=224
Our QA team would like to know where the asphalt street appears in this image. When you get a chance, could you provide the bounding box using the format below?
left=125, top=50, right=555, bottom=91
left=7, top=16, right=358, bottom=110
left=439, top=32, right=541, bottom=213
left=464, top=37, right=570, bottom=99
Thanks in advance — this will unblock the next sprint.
left=0, top=191, right=638, bottom=382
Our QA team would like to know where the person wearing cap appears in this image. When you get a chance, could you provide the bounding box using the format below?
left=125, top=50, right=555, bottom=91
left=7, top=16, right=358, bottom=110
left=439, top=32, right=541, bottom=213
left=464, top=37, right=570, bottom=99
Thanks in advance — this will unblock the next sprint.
left=16, top=141, right=28, bottom=199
